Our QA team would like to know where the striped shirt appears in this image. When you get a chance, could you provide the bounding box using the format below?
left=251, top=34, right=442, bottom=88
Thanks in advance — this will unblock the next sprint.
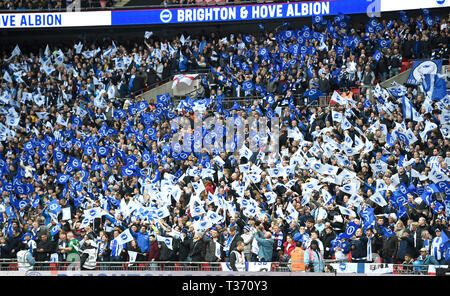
left=110, top=239, right=125, bottom=257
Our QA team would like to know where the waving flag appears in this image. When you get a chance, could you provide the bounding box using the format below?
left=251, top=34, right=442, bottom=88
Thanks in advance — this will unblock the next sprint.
left=369, top=192, right=387, bottom=207
left=378, top=39, right=390, bottom=49
left=48, top=199, right=62, bottom=214
left=57, top=174, right=71, bottom=184
left=157, top=235, right=174, bottom=250
left=84, top=207, right=102, bottom=221
left=407, top=60, right=442, bottom=85
left=242, top=81, right=255, bottom=92
left=360, top=207, right=375, bottom=230
left=341, top=221, right=360, bottom=239
left=304, top=89, right=323, bottom=100
left=372, top=50, right=382, bottom=62
left=258, top=47, right=269, bottom=58
left=338, top=205, right=356, bottom=217
left=114, top=228, right=134, bottom=245
left=172, top=74, right=198, bottom=89
left=402, top=96, right=423, bottom=122
left=388, top=82, right=408, bottom=98
left=421, top=73, right=447, bottom=101
left=381, top=226, right=395, bottom=238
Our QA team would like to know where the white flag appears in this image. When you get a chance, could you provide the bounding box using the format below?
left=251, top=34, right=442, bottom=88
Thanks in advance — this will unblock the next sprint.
left=11, top=45, right=21, bottom=57
left=74, top=42, right=83, bottom=54
left=84, top=207, right=103, bottom=221
left=115, top=229, right=134, bottom=245
left=128, top=251, right=138, bottom=263
left=2, top=71, right=12, bottom=83
left=338, top=205, right=356, bottom=217
left=145, top=31, right=153, bottom=39
left=330, top=91, right=347, bottom=105
left=369, top=192, right=387, bottom=207
left=156, top=235, right=173, bottom=250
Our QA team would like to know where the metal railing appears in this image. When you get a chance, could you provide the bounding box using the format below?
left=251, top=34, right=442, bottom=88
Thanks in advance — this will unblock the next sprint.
left=0, top=259, right=439, bottom=275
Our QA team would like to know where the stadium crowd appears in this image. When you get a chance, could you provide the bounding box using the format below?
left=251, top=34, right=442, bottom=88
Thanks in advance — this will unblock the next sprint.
left=0, top=8, right=449, bottom=272
left=0, top=0, right=113, bottom=11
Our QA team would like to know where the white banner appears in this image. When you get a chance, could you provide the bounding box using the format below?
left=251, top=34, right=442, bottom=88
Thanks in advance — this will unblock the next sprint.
left=0, top=11, right=111, bottom=28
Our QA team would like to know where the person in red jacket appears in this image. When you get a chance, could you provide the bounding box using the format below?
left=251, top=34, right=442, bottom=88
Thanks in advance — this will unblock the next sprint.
left=282, top=234, right=296, bottom=261
left=148, top=235, right=160, bottom=270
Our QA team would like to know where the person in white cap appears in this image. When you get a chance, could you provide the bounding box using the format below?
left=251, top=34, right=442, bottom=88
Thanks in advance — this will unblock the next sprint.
left=414, top=247, right=439, bottom=274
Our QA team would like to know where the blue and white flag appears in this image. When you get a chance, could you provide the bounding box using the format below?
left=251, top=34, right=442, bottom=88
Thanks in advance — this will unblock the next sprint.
left=402, top=96, right=423, bottom=122
left=369, top=192, right=387, bottom=207
left=421, top=73, right=447, bottom=101
left=360, top=207, right=375, bottom=230
left=115, top=228, right=134, bottom=245
left=154, top=206, right=170, bottom=220
left=381, top=226, right=395, bottom=238
left=304, top=89, right=322, bottom=100
left=57, top=173, right=71, bottom=184
left=156, top=235, right=174, bottom=250
left=372, top=50, right=382, bottom=62
left=378, top=39, right=390, bottom=49
left=387, top=81, right=407, bottom=98
left=338, top=205, right=356, bottom=217
left=84, top=207, right=102, bottom=221
left=406, top=60, right=442, bottom=85
left=341, top=222, right=359, bottom=239
left=50, top=224, right=61, bottom=236
left=48, top=199, right=62, bottom=214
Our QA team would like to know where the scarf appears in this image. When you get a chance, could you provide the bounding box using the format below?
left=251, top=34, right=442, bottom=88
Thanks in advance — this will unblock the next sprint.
left=367, top=236, right=373, bottom=262
left=272, top=232, right=284, bottom=250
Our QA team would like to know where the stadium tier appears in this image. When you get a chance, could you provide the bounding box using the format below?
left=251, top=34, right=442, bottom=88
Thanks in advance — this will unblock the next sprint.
left=0, top=1, right=449, bottom=276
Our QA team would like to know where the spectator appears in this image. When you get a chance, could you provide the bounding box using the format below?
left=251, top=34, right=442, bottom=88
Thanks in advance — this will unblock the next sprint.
left=349, top=228, right=368, bottom=263
left=304, top=240, right=325, bottom=273
left=240, top=226, right=254, bottom=262
left=187, top=232, right=205, bottom=262
left=282, top=233, right=295, bottom=262
left=34, top=233, right=53, bottom=262
left=290, top=241, right=306, bottom=272
left=229, top=241, right=246, bottom=271
left=382, top=230, right=398, bottom=264
left=16, top=242, right=35, bottom=271
left=414, top=248, right=439, bottom=274
left=148, top=235, right=160, bottom=266
left=397, top=230, right=416, bottom=263
left=130, top=225, right=150, bottom=260
left=254, top=225, right=274, bottom=262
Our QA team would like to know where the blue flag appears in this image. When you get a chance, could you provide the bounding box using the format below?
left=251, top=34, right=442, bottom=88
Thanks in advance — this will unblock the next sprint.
left=341, top=222, right=360, bottom=239
left=48, top=199, right=62, bottom=214
left=421, top=74, right=447, bottom=101
left=304, top=88, right=323, bottom=100
left=372, top=50, right=382, bottom=62
left=381, top=226, right=395, bottom=238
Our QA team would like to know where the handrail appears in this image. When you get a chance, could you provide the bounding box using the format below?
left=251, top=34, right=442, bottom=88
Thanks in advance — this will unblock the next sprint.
left=0, top=260, right=442, bottom=275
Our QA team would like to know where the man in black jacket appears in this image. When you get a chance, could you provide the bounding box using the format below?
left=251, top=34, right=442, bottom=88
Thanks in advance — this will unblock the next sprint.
left=5, top=228, right=22, bottom=259
left=188, top=232, right=205, bottom=262
left=389, top=49, right=402, bottom=78
left=225, top=224, right=243, bottom=261
left=178, top=229, right=192, bottom=262
left=320, top=226, right=336, bottom=259
left=34, top=233, right=54, bottom=262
